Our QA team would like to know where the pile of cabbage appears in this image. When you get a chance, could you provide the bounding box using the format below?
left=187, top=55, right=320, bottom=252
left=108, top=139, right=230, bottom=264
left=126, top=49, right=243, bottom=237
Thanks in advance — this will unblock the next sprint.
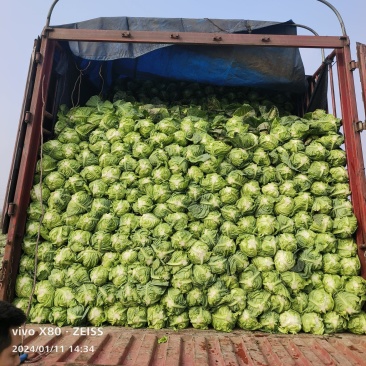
left=13, top=81, right=366, bottom=334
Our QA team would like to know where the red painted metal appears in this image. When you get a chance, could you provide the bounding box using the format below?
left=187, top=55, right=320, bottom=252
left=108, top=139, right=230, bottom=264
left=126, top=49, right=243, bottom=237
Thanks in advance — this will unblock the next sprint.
left=329, top=61, right=337, bottom=117
left=45, top=28, right=348, bottom=49
left=0, top=37, right=55, bottom=301
left=18, top=326, right=366, bottom=366
left=357, top=43, right=366, bottom=118
left=335, top=46, right=366, bottom=278
left=312, top=50, right=336, bottom=78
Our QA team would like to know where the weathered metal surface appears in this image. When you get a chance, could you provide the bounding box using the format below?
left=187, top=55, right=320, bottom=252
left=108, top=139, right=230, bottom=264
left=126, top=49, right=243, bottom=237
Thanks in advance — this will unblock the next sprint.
left=0, top=37, right=56, bottom=302
left=45, top=29, right=348, bottom=49
left=335, top=46, right=366, bottom=279
left=21, top=326, right=366, bottom=366
left=329, top=61, right=338, bottom=117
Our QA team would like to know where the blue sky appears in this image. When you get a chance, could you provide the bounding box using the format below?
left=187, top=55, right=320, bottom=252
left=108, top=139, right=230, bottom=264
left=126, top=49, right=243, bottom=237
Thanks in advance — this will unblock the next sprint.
left=0, top=0, right=365, bottom=210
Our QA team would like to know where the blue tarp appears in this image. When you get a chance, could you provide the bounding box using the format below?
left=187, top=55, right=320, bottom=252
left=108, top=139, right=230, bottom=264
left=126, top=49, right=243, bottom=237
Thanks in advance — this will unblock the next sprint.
left=56, top=17, right=307, bottom=93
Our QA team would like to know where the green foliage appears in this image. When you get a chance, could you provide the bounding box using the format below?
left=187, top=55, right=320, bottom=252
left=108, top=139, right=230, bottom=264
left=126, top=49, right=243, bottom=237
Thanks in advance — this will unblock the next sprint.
left=16, top=84, right=364, bottom=335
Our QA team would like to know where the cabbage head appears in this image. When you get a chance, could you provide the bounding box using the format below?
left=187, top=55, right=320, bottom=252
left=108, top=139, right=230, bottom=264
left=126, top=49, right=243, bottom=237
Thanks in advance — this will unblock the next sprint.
left=334, top=291, right=364, bottom=318
left=277, top=233, right=297, bottom=252
left=75, top=284, right=98, bottom=307
left=192, top=264, right=216, bottom=288
left=147, top=304, right=167, bottom=329
left=347, top=313, right=366, bottom=334
left=34, top=281, right=55, bottom=308
left=252, top=257, right=274, bottom=272
left=337, top=239, right=357, bottom=258
left=256, top=215, right=278, bottom=237
left=228, top=148, right=252, bottom=168
left=307, top=289, right=334, bottom=313
left=340, top=257, right=361, bottom=276
left=322, top=274, right=343, bottom=295
left=291, top=292, right=308, bottom=313
left=274, top=196, right=294, bottom=216
left=278, top=310, right=302, bottom=334
left=270, top=294, right=291, bottom=313
left=280, top=271, right=308, bottom=294
left=187, top=287, right=207, bottom=308
left=161, top=288, right=187, bottom=316
left=238, top=234, right=260, bottom=258
left=274, top=250, right=296, bottom=272
left=88, top=306, right=106, bottom=327
left=90, top=266, right=109, bottom=286
left=49, top=307, right=67, bottom=327
left=259, top=311, right=280, bottom=332
left=247, top=290, right=271, bottom=317
left=189, top=307, right=212, bottom=330
left=237, top=309, right=261, bottom=330
left=333, top=216, right=358, bottom=239
left=54, top=287, right=77, bottom=308
left=344, top=276, right=366, bottom=297
left=212, top=306, right=238, bottom=333
left=323, top=311, right=347, bottom=334
left=301, top=313, right=324, bottom=335
left=29, top=304, right=52, bottom=324
left=239, top=264, right=262, bottom=292
left=106, top=303, right=128, bottom=326
left=168, top=312, right=190, bottom=330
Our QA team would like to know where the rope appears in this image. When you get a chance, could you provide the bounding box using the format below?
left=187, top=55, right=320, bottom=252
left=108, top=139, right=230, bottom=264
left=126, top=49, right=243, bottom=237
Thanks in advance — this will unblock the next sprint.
left=204, top=18, right=229, bottom=33
left=71, top=61, right=91, bottom=107
left=98, top=63, right=105, bottom=98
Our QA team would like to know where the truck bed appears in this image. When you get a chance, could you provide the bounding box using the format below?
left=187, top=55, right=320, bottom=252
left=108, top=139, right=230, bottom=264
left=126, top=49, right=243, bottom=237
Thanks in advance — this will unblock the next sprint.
left=22, top=326, right=366, bottom=365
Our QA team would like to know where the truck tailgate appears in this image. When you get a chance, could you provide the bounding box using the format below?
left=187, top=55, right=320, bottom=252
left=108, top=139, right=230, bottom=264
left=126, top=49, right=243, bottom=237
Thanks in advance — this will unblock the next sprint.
left=22, top=326, right=366, bottom=366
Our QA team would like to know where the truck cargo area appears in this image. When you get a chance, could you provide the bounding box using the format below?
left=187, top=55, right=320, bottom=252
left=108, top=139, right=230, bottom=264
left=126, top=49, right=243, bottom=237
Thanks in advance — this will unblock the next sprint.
left=2, top=1, right=366, bottom=366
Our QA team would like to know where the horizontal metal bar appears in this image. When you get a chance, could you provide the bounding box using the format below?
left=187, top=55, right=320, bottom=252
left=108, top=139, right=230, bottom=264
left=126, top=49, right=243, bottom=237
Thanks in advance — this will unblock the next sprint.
left=45, top=28, right=348, bottom=49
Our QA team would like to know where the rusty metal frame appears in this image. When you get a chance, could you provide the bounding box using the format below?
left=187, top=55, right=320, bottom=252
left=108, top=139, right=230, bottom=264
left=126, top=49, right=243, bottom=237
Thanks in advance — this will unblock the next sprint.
left=357, top=43, right=366, bottom=118
left=0, top=37, right=56, bottom=301
left=329, top=61, right=337, bottom=117
left=335, top=46, right=366, bottom=278
left=45, top=28, right=348, bottom=49
left=2, top=26, right=366, bottom=301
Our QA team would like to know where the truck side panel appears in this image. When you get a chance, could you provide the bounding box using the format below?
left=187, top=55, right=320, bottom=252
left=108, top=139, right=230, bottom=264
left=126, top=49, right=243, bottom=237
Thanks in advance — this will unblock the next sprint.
left=21, top=326, right=366, bottom=366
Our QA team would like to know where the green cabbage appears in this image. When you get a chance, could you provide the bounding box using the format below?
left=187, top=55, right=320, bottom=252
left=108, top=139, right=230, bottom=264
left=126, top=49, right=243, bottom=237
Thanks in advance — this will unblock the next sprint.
left=18, top=86, right=362, bottom=335
left=301, top=313, right=324, bottom=335
left=278, top=310, right=302, bottom=334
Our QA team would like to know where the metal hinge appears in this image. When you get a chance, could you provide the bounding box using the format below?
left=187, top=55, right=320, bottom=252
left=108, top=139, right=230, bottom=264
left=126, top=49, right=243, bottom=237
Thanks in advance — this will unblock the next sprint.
left=24, top=111, right=32, bottom=124
left=7, top=203, right=15, bottom=216
left=35, top=52, right=43, bottom=64
left=355, top=121, right=366, bottom=132
left=349, top=60, right=359, bottom=71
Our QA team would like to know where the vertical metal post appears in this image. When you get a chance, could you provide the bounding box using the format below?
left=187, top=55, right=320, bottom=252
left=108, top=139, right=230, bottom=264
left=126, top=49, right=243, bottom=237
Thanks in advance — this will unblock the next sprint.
left=0, top=37, right=56, bottom=301
left=336, top=46, right=366, bottom=279
left=357, top=43, right=366, bottom=119
left=329, top=62, right=337, bottom=117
